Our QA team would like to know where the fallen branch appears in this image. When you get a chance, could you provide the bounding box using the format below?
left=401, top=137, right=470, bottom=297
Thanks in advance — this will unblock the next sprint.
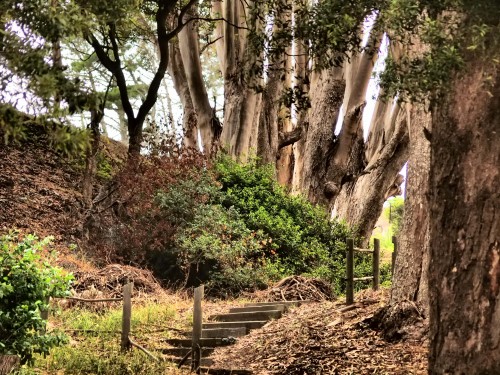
left=62, top=296, right=123, bottom=303
left=129, top=337, right=161, bottom=362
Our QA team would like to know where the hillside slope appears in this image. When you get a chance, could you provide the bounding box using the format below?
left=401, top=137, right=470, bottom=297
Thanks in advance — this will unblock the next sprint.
left=0, top=125, right=126, bottom=244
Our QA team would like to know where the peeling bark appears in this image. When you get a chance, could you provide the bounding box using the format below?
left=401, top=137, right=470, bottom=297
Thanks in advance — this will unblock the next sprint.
left=334, top=104, right=409, bottom=243
left=178, top=8, right=219, bottom=153
left=168, top=41, right=197, bottom=149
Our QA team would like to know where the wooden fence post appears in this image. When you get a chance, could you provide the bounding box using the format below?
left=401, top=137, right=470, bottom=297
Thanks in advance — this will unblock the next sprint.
left=346, top=239, right=354, bottom=305
left=192, top=285, right=204, bottom=373
left=40, top=296, right=50, bottom=333
left=392, top=236, right=398, bottom=277
left=121, top=282, right=133, bottom=351
left=373, top=238, right=380, bottom=291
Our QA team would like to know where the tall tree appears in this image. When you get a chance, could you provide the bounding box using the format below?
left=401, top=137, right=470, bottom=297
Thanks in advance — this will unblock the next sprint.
left=84, top=0, right=198, bottom=155
left=428, top=30, right=500, bottom=375
left=370, top=0, right=500, bottom=371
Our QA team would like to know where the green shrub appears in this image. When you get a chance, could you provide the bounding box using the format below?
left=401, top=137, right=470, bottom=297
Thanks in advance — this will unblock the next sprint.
left=385, top=196, right=404, bottom=237
left=0, top=233, right=72, bottom=364
left=214, top=155, right=351, bottom=292
left=174, top=204, right=271, bottom=295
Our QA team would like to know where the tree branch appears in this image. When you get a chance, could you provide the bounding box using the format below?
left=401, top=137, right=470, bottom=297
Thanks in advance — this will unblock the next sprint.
left=362, top=105, right=408, bottom=174
left=278, top=126, right=303, bottom=149
left=86, top=30, right=135, bottom=123
left=84, top=32, right=116, bottom=74
left=165, top=0, right=199, bottom=40
left=135, top=0, right=182, bottom=124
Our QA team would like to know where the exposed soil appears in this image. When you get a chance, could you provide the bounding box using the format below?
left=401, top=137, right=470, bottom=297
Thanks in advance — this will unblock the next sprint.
left=211, top=289, right=427, bottom=374
left=0, top=124, right=126, bottom=245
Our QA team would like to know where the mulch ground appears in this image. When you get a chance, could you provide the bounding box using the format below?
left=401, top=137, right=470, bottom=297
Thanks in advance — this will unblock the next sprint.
left=210, top=289, right=427, bottom=374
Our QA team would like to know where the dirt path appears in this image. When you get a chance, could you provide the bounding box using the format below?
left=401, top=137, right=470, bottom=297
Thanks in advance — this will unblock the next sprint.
left=210, top=290, right=427, bottom=374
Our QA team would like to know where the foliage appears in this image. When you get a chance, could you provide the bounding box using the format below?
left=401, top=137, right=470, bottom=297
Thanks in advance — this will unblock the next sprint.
left=385, top=196, right=404, bottom=237
left=92, top=152, right=360, bottom=296
left=0, top=233, right=72, bottom=364
left=214, top=156, right=353, bottom=294
left=24, top=300, right=187, bottom=374
left=173, top=205, right=271, bottom=295
left=0, top=104, right=90, bottom=156
left=378, top=0, right=500, bottom=101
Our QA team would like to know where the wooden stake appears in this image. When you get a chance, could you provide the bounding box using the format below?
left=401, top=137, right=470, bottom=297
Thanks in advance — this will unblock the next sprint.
left=192, top=285, right=204, bottom=373
left=121, top=282, right=133, bottom=351
left=373, top=238, right=380, bottom=291
left=346, top=239, right=354, bottom=305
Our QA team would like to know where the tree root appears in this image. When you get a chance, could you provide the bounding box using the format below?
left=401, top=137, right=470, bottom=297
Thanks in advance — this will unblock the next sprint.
left=366, top=300, right=428, bottom=342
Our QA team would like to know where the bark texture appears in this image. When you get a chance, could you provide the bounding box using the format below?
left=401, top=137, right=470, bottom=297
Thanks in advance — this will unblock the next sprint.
left=216, top=0, right=262, bottom=159
left=391, top=103, right=431, bottom=309
left=292, top=67, right=345, bottom=204
left=178, top=9, right=220, bottom=153
left=428, top=59, right=500, bottom=373
left=370, top=102, right=431, bottom=341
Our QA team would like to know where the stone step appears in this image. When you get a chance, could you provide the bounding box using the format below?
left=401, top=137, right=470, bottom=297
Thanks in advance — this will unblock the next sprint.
left=199, top=368, right=253, bottom=375
left=164, top=356, right=214, bottom=367
left=211, top=310, right=282, bottom=322
left=228, top=304, right=286, bottom=314
left=202, top=321, right=268, bottom=331
left=243, top=300, right=312, bottom=307
left=162, top=347, right=215, bottom=357
left=164, top=337, right=236, bottom=347
left=201, top=327, right=247, bottom=338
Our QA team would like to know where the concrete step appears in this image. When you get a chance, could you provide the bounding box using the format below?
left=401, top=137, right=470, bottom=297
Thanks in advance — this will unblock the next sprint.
left=203, top=321, right=268, bottom=331
left=162, top=347, right=215, bottom=357
left=243, top=300, right=312, bottom=307
left=228, top=304, right=286, bottom=314
left=164, top=337, right=236, bottom=347
left=199, top=368, right=253, bottom=375
left=211, top=310, right=282, bottom=322
left=200, top=327, right=247, bottom=338
left=165, top=356, right=214, bottom=367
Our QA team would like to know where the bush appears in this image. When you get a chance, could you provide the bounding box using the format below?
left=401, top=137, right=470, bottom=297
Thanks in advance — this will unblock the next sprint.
left=90, top=151, right=358, bottom=296
left=0, top=233, right=72, bottom=364
left=214, top=155, right=352, bottom=292
left=173, top=205, right=271, bottom=295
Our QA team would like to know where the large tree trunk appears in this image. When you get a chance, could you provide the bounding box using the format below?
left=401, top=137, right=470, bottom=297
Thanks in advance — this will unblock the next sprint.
left=333, top=103, right=409, bottom=243
left=370, top=102, right=431, bottom=341
left=391, top=103, right=431, bottom=309
left=428, top=57, right=500, bottom=373
left=178, top=8, right=219, bottom=153
left=292, top=67, right=345, bottom=205
left=168, top=41, right=198, bottom=149
left=217, top=0, right=262, bottom=159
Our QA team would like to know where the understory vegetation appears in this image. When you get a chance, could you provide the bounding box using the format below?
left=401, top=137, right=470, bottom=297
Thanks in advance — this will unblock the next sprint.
left=89, top=152, right=390, bottom=297
left=0, top=234, right=72, bottom=364
left=17, top=297, right=195, bottom=375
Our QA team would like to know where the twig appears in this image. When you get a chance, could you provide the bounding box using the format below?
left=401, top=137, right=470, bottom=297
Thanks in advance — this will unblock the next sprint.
left=64, top=329, right=121, bottom=335
left=338, top=304, right=359, bottom=313
left=61, top=296, right=123, bottom=302
left=177, top=349, right=192, bottom=368
left=129, top=336, right=161, bottom=362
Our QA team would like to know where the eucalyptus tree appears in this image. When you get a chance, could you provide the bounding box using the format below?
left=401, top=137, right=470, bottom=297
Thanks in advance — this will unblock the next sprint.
left=204, top=0, right=409, bottom=243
